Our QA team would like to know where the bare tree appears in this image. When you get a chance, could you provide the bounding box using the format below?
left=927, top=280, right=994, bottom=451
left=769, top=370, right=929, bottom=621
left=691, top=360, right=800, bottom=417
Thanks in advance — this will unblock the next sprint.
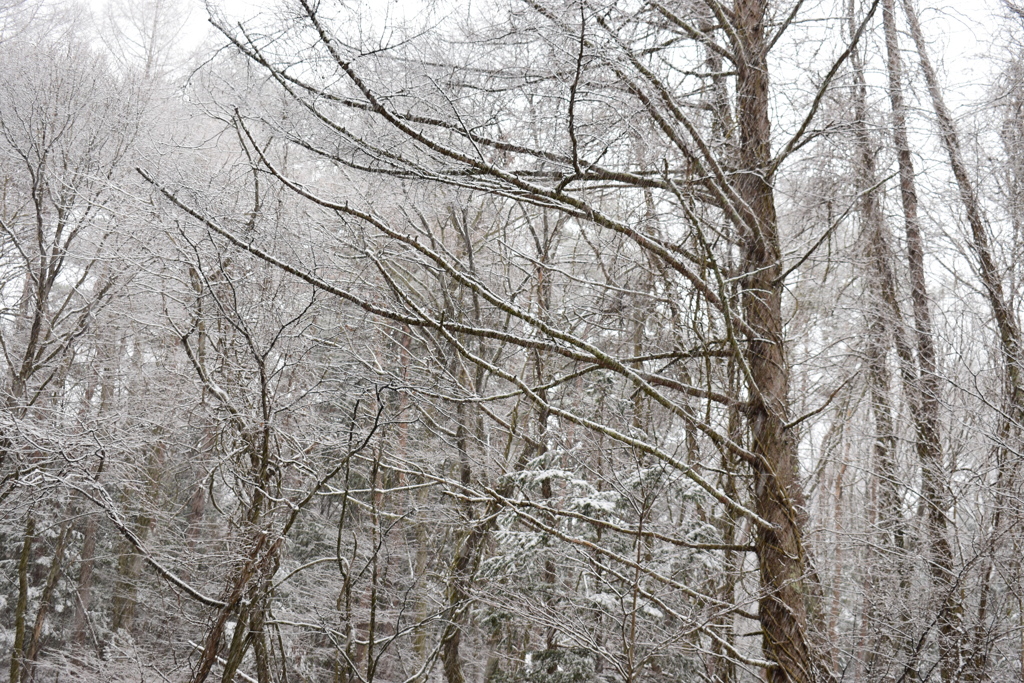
left=139, top=0, right=889, bottom=678
left=0, top=14, right=143, bottom=679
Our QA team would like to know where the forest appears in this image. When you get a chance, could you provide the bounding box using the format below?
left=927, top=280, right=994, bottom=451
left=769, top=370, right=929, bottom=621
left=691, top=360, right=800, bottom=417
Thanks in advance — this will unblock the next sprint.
left=1, top=0, right=1023, bottom=680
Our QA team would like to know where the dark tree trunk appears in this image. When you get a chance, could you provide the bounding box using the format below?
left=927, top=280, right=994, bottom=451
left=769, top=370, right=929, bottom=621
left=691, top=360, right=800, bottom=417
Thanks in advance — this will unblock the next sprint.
left=733, top=0, right=829, bottom=680
left=9, top=516, right=34, bottom=683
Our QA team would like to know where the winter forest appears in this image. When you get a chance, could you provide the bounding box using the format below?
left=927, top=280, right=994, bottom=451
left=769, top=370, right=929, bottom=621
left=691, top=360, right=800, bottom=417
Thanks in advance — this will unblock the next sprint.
left=5, top=0, right=1024, bottom=680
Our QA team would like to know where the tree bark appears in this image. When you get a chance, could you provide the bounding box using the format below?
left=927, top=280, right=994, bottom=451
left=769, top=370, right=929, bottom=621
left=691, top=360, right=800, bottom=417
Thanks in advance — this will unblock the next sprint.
left=24, top=519, right=71, bottom=676
left=8, top=515, right=33, bottom=683
left=733, top=0, right=829, bottom=680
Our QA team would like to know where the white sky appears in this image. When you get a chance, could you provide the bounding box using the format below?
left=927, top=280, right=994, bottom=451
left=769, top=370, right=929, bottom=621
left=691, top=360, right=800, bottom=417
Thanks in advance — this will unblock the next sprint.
left=79, top=0, right=1014, bottom=134
left=197, top=0, right=1010, bottom=105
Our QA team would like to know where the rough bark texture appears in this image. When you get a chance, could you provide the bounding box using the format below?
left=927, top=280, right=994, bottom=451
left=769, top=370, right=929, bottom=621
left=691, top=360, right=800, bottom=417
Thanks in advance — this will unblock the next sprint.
left=733, top=0, right=827, bottom=680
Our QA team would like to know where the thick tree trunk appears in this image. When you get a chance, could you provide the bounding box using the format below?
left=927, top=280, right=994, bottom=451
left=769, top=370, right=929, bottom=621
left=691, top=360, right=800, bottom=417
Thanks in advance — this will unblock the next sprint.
left=880, top=3, right=959, bottom=678
left=732, top=1, right=828, bottom=680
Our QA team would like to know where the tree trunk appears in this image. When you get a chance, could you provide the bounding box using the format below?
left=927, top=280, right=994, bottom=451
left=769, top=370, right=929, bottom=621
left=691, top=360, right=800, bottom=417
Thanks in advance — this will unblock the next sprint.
left=439, top=379, right=475, bottom=683
left=72, top=512, right=98, bottom=646
left=24, top=519, right=71, bottom=676
left=192, top=534, right=276, bottom=683
left=8, top=516, right=33, bottom=683
left=899, top=0, right=1024, bottom=398
left=897, top=1, right=1021, bottom=678
left=111, top=446, right=165, bottom=635
left=850, top=18, right=912, bottom=678
left=733, top=1, right=828, bottom=680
